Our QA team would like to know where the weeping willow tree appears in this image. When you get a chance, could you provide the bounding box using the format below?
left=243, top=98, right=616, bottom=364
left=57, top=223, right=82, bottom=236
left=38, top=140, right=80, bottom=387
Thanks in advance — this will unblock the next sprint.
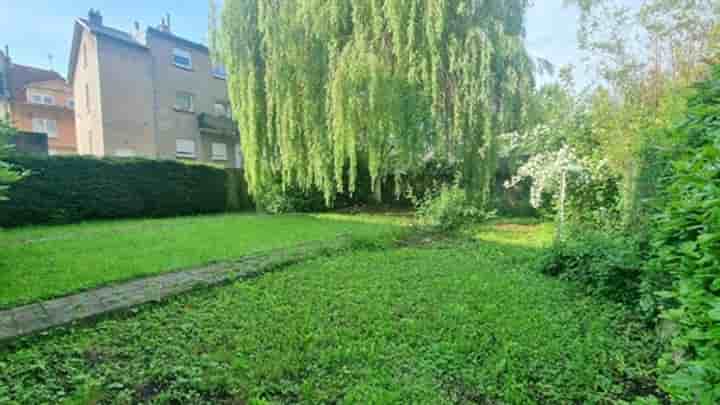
left=211, top=0, right=535, bottom=207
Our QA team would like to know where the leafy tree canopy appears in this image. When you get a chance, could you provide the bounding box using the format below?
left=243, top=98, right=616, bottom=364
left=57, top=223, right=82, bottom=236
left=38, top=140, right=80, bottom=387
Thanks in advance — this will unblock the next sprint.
left=212, top=0, right=536, bottom=206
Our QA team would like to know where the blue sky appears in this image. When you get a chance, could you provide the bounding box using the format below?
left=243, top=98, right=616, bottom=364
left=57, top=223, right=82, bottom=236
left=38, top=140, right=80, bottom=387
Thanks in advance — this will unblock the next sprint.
left=1, top=0, right=589, bottom=86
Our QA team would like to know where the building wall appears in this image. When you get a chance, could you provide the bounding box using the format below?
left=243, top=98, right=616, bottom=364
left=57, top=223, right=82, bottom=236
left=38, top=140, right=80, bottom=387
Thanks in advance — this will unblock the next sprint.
left=200, top=132, right=241, bottom=168
left=146, top=32, right=238, bottom=167
left=11, top=80, right=77, bottom=154
left=73, top=29, right=104, bottom=156
left=11, top=103, right=75, bottom=155
left=96, top=37, right=156, bottom=158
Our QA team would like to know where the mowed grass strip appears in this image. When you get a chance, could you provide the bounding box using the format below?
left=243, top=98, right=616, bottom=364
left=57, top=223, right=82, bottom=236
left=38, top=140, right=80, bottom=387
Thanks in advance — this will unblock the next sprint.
left=0, top=223, right=659, bottom=404
left=0, top=213, right=407, bottom=308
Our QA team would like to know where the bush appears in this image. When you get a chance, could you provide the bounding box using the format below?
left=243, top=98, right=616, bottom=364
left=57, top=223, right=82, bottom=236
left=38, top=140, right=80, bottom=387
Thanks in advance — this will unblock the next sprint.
left=254, top=183, right=327, bottom=214
left=537, top=226, right=647, bottom=306
left=415, top=183, right=495, bottom=231
left=0, top=155, right=230, bottom=227
left=649, top=66, right=720, bottom=403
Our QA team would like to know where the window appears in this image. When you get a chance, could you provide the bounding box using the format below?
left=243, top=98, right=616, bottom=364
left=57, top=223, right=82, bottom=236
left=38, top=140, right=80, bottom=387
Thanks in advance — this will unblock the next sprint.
left=173, top=48, right=192, bottom=70
left=67, top=99, right=75, bottom=110
left=28, top=91, right=55, bottom=105
left=213, top=102, right=231, bottom=118
left=211, top=143, right=228, bottom=161
left=175, top=92, right=194, bottom=112
left=176, top=139, right=196, bottom=158
left=212, top=64, right=227, bottom=80
left=32, top=118, right=58, bottom=138
left=114, top=149, right=136, bottom=158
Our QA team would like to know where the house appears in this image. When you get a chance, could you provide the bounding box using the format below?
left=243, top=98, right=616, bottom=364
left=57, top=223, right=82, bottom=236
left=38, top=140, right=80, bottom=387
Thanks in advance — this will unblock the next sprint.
left=8, top=68, right=77, bottom=155
left=68, top=10, right=241, bottom=167
left=1, top=47, right=77, bottom=155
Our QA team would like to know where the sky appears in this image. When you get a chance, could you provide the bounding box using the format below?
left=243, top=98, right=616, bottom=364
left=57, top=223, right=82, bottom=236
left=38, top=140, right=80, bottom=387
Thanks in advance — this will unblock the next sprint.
left=0, top=0, right=590, bottom=86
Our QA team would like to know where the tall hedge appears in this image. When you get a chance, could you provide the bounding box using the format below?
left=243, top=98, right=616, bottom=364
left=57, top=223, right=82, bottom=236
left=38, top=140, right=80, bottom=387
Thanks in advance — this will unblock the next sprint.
left=651, top=65, right=720, bottom=402
left=0, top=156, right=229, bottom=227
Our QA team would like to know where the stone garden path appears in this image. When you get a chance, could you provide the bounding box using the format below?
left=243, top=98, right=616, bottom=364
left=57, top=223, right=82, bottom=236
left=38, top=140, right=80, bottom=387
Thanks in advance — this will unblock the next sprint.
left=0, top=239, right=345, bottom=342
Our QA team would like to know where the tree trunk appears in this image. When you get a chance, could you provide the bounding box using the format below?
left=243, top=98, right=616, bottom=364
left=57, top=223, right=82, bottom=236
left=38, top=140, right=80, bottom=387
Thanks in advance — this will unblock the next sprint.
left=372, top=177, right=383, bottom=205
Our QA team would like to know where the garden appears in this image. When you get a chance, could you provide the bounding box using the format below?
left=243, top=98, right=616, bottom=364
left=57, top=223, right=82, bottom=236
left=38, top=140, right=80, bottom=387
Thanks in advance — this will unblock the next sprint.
left=1, top=0, right=719, bottom=404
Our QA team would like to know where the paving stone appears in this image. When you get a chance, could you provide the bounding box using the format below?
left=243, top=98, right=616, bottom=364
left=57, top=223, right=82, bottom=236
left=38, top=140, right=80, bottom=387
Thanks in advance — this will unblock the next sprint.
left=0, top=314, right=17, bottom=340
left=11, top=304, right=51, bottom=335
left=0, top=239, right=344, bottom=341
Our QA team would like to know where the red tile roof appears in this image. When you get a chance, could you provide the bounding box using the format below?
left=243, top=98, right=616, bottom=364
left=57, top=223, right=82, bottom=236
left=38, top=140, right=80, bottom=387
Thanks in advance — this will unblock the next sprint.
left=8, top=64, right=64, bottom=102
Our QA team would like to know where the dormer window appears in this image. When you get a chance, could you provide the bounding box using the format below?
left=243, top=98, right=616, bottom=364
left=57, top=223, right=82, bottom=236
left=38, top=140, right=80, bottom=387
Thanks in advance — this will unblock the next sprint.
left=173, top=48, right=192, bottom=70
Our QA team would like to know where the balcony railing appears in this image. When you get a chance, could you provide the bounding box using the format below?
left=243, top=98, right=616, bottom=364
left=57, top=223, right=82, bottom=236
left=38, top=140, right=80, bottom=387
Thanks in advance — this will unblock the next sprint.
left=198, top=113, right=238, bottom=137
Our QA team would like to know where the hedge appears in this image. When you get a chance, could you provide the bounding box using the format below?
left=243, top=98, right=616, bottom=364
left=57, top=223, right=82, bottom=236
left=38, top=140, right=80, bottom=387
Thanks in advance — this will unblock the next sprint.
left=0, top=155, right=239, bottom=227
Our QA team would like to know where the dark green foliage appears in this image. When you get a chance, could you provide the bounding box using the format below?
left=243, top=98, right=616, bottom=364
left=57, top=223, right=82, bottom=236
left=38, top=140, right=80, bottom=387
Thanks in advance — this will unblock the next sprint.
left=255, top=183, right=327, bottom=214
left=415, top=183, right=496, bottom=231
left=649, top=65, right=720, bottom=403
left=0, top=156, right=229, bottom=227
left=537, top=226, right=647, bottom=306
left=494, top=156, right=537, bottom=217
left=565, top=171, right=623, bottom=229
left=253, top=159, right=461, bottom=214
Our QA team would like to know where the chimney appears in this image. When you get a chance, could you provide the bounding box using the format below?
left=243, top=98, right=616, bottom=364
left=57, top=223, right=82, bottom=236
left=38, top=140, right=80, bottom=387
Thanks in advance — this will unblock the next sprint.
left=158, top=13, right=171, bottom=33
left=133, top=21, right=141, bottom=38
left=88, top=9, right=103, bottom=26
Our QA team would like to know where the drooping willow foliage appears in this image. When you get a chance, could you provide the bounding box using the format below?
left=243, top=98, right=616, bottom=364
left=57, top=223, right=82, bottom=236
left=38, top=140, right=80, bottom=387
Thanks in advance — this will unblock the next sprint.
left=211, top=0, right=535, bottom=206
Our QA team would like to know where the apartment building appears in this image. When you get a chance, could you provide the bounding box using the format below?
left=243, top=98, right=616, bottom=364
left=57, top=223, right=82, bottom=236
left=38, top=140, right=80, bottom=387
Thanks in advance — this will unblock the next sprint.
left=68, top=10, right=241, bottom=167
left=1, top=48, right=77, bottom=155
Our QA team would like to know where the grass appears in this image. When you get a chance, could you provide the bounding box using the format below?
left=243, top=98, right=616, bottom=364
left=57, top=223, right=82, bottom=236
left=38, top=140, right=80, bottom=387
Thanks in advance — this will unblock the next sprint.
left=0, top=213, right=408, bottom=308
left=0, top=221, right=660, bottom=404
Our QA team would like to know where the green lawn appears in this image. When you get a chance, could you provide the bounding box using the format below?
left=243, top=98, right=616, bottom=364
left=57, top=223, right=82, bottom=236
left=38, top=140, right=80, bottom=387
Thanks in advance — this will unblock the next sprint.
left=0, top=221, right=659, bottom=404
left=0, top=213, right=408, bottom=308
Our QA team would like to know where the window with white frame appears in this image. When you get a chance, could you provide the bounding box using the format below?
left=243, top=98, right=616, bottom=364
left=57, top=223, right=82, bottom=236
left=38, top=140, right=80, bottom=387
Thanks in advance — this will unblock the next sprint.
left=211, top=143, right=228, bottom=161
left=175, top=92, right=194, bottom=112
left=176, top=139, right=196, bottom=158
left=212, top=64, right=227, bottom=79
left=29, top=90, right=55, bottom=106
left=32, top=118, right=58, bottom=138
left=172, top=48, right=192, bottom=70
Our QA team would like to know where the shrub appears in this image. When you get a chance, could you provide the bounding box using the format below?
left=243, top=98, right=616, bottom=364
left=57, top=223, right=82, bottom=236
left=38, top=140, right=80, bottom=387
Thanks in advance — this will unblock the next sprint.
left=0, top=155, right=230, bottom=227
left=649, top=65, right=720, bottom=403
left=537, top=226, right=646, bottom=306
left=415, top=183, right=495, bottom=231
left=254, top=183, right=326, bottom=214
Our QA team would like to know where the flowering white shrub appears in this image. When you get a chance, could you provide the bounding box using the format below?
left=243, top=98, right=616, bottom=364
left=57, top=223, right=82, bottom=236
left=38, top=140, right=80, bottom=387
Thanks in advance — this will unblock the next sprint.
left=505, top=145, right=590, bottom=208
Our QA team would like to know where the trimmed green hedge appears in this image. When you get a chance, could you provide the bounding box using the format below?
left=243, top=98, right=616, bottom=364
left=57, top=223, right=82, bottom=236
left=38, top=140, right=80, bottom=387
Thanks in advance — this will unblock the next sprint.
left=0, top=155, right=232, bottom=227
